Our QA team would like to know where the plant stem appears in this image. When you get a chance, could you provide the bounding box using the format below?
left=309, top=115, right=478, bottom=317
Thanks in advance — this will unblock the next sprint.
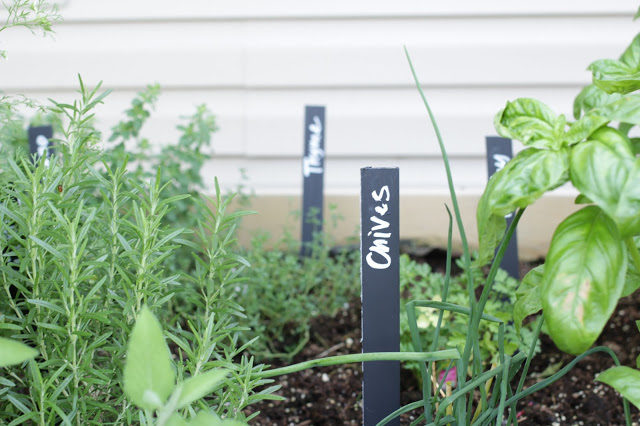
left=258, top=350, right=460, bottom=379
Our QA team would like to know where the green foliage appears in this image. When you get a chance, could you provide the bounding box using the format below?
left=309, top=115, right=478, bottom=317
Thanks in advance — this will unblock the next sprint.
left=0, top=337, right=37, bottom=367
left=542, top=207, right=627, bottom=354
left=0, top=0, right=60, bottom=59
left=123, top=306, right=245, bottom=426
left=0, top=80, right=272, bottom=424
left=236, top=223, right=359, bottom=360
left=477, top=13, right=640, bottom=360
left=399, top=255, right=538, bottom=381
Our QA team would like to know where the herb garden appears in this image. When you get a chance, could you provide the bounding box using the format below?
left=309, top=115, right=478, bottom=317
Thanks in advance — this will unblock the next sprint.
left=3, top=2, right=640, bottom=425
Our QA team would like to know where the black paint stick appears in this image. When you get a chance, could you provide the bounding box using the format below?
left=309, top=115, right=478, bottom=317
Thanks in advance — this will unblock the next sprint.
left=360, top=167, right=400, bottom=426
left=300, top=106, right=326, bottom=257
left=486, top=136, right=519, bottom=279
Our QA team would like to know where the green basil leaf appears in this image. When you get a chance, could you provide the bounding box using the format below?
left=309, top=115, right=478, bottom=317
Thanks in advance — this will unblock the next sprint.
left=0, top=337, right=38, bottom=367
left=476, top=148, right=569, bottom=266
left=494, top=98, right=564, bottom=149
left=565, top=113, right=609, bottom=145
left=596, top=366, right=640, bottom=410
left=488, top=148, right=569, bottom=214
left=176, top=369, right=228, bottom=409
left=123, top=305, right=176, bottom=410
left=542, top=206, right=627, bottom=355
left=573, top=84, right=622, bottom=119
left=623, top=236, right=640, bottom=297
left=589, top=35, right=640, bottom=95
left=574, top=194, right=593, bottom=205
left=514, top=265, right=543, bottom=332
left=570, top=127, right=640, bottom=236
left=592, top=95, right=640, bottom=126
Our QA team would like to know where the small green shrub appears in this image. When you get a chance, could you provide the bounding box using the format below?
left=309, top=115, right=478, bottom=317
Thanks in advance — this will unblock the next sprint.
left=236, top=219, right=359, bottom=360
left=0, top=80, right=273, bottom=424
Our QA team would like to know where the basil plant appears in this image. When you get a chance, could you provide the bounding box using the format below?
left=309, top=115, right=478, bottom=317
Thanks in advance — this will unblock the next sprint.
left=477, top=30, right=640, bottom=356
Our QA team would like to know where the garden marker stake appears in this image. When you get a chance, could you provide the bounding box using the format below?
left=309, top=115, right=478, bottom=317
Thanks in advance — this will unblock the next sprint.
left=360, top=167, right=400, bottom=426
left=28, top=125, right=54, bottom=166
left=300, top=105, right=326, bottom=257
left=485, top=137, right=519, bottom=279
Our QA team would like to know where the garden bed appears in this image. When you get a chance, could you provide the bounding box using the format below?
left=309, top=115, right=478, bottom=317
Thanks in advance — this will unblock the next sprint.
left=247, top=251, right=640, bottom=425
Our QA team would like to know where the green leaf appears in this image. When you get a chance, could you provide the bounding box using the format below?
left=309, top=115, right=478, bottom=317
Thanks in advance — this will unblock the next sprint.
left=476, top=148, right=569, bottom=265
left=570, top=127, right=640, bottom=236
left=123, top=305, right=176, bottom=410
left=494, top=98, right=565, bottom=149
left=592, top=95, right=640, bottom=126
left=542, top=206, right=627, bottom=355
left=166, top=414, right=189, bottom=426
left=589, top=35, right=640, bottom=94
left=573, top=84, right=623, bottom=119
left=565, top=113, right=609, bottom=145
left=596, top=366, right=640, bottom=410
left=623, top=237, right=640, bottom=297
left=0, top=337, right=38, bottom=367
left=514, top=265, right=543, bottom=332
left=574, top=194, right=593, bottom=205
left=188, top=411, right=247, bottom=426
left=176, top=369, right=228, bottom=409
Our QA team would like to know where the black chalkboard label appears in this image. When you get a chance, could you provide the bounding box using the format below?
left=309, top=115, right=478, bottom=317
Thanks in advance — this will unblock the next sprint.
left=300, top=105, right=326, bottom=257
left=486, top=136, right=519, bottom=279
left=28, top=125, right=54, bottom=164
left=360, top=167, right=400, bottom=426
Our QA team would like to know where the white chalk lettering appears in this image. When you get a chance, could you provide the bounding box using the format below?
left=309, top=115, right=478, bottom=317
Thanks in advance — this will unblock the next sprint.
left=36, top=134, right=50, bottom=167
left=366, top=184, right=393, bottom=270
left=493, top=154, right=510, bottom=172
left=303, top=116, right=324, bottom=177
left=492, top=154, right=513, bottom=218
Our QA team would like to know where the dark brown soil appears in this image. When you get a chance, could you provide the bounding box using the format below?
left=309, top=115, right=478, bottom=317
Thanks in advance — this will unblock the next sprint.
left=246, top=252, right=640, bottom=425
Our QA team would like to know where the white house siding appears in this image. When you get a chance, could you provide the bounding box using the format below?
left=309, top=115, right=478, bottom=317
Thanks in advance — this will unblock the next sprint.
left=1, top=1, right=637, bottom=257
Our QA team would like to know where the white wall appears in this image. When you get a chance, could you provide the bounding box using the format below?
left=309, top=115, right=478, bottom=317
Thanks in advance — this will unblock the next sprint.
left=2, top=1, right=638, bottom=253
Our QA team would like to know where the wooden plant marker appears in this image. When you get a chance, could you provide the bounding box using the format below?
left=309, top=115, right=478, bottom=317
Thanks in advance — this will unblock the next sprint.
left=300, top=105, right=326, bottom=257
left=360, top=167, right=400, bottom=426
left=485, top=136, right=519, bottom=279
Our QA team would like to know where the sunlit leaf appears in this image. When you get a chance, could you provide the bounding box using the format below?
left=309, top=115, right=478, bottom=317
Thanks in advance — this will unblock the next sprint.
left=596, top=366, right=640, bottom=410
left=123, top=306, right=175, bottom=410
left=0, top=337, right=38, bottom=367
left=542, top=206, right=626, bottom=355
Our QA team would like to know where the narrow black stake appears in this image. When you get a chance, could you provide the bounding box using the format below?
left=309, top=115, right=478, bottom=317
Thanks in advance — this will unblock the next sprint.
left=486, top=136, right=519, bottom=279
left=360, top=167, right=400, bottom=426
left=300, top=105, right=326, bottom=257
left=28, top=125, right=54, bottom=164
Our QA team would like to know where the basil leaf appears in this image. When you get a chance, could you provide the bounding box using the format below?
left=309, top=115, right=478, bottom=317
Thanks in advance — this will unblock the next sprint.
left=542, top=206, right=627, bottom=355
left=623, top=236, right=640, bottom=297
left=123, top=306, right=176, bottom=410
left=596, top=366, right=640, bottom=410
left=565, top=113, right=609, bottom=145
left=573, top=84, right=622, bottom=119
left=476, top=148, right=569, bottom=265
left=589, top=35, right=640, bottom=94
left=514, top=265, right=543, bottom=332
left=570, top=127, right=640, bottom=236
left=494, top=98, right=565, bottom=149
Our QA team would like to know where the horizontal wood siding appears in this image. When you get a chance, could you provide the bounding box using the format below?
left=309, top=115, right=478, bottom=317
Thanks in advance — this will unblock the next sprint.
left=1, top=3, right=636, bottom=253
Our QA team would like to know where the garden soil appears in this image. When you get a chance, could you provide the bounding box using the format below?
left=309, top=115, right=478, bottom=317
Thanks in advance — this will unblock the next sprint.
left=246, top=251, right=640, bottom=425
